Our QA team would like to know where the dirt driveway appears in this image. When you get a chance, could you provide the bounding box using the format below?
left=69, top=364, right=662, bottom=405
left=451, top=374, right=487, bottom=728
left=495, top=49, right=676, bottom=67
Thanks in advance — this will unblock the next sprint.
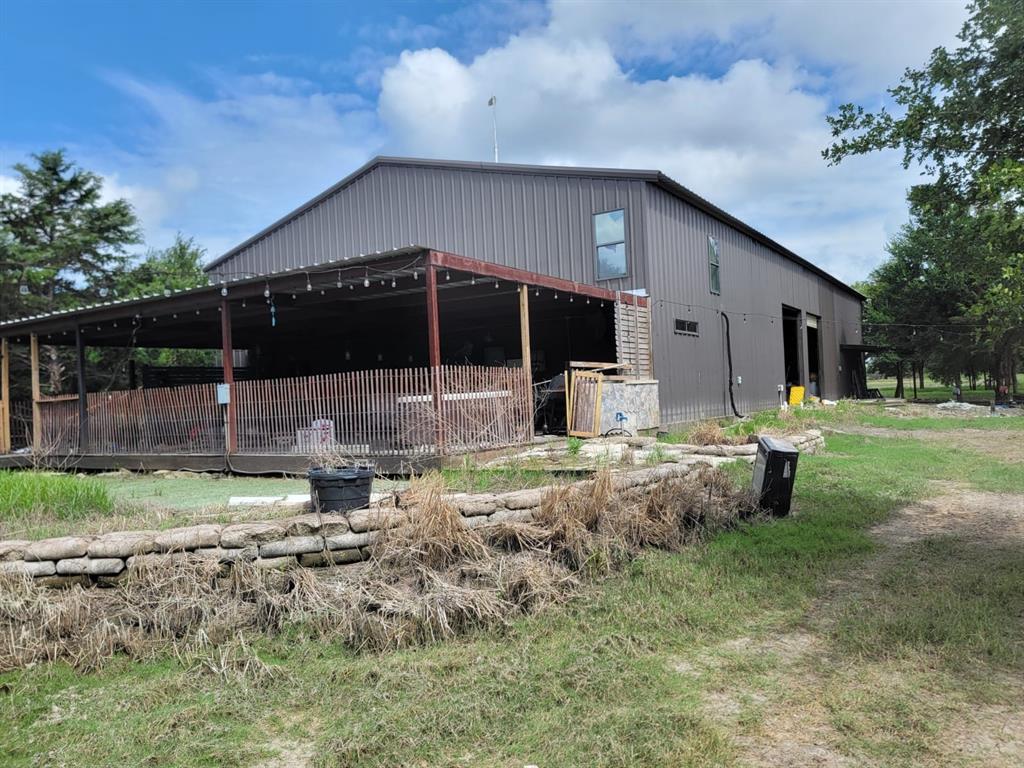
left=694, top=483, right=1024, bottom=767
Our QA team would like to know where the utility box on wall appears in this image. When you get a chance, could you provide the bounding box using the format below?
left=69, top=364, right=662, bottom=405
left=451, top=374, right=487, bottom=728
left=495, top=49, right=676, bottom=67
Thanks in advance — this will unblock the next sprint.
left=752, top=436, right=799, bottom=516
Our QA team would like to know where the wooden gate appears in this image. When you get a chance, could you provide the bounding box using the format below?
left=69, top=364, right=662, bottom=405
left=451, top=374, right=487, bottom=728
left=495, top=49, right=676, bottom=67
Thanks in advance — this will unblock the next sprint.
left=567, top=371, right=603, bottom=437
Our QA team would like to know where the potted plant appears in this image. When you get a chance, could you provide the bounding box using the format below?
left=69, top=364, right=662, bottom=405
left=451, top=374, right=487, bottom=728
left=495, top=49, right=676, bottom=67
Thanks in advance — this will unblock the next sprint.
left=308, top=445, right=375, bottom=514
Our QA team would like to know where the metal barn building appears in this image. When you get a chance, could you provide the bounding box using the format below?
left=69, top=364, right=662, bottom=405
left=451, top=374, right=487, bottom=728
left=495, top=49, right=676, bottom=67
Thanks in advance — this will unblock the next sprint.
left=204, top=157, right=866, bottom=422
left=0, top=156, right=865, bottom=471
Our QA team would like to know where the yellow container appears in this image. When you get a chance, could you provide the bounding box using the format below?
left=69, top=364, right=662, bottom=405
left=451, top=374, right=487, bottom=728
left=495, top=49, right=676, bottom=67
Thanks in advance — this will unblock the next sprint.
left=788, top=386, right=805, bottom=406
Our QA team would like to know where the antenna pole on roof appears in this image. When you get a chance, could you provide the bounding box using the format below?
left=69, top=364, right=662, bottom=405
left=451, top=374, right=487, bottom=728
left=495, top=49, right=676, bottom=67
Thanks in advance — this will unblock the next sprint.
left=487, top=95, right=499, bottom=163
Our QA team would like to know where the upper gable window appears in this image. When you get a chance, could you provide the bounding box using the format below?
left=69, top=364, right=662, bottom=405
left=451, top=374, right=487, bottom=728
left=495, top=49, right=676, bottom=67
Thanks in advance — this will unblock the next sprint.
left=708, top=235, right=721, bottom=294
left=594, top=209, right=627, bottom=279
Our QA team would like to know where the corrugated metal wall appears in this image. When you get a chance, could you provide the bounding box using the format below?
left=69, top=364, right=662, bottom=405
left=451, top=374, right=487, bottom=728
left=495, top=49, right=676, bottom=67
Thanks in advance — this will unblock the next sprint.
left=208, top=163, right=647, bottom=293
left=209, top=161, right=862, bottom=427
left=642, top=184, right=862, bottom=426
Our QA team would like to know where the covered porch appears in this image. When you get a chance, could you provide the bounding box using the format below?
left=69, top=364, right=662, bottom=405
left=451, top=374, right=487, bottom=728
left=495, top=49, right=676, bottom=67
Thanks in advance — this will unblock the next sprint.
left=0, top=249, right=647, bottom=473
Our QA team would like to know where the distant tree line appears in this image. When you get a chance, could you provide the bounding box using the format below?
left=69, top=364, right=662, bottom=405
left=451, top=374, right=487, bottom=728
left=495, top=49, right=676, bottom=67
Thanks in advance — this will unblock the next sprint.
left=0, top=149, right=213, bottom=400
left=826, top=0, right=1022, bottom=399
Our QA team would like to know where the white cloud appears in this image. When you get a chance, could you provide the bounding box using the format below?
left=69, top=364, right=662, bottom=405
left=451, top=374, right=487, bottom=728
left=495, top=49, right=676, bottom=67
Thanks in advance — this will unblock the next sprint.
left=0, top=173, right=20, bottom=196
left=375, top=1, right=967, bottom=283
left=547, top=0, right=966, bottom=97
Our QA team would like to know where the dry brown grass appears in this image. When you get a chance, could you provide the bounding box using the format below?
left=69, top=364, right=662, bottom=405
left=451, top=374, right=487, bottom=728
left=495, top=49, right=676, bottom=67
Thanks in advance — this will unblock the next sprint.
left=533, top=467, right=615, bottom=572
left=0, top=466, right=760, bottom=672
left=606, top=466, right=760, bottom=552
left=373, top=473, right=490, bottom=569
left=689, top=420, right=731, bottom=446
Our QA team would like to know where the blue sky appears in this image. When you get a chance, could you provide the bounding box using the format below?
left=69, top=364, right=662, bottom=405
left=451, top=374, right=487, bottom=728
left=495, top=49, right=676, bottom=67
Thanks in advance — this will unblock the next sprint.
left=0, top=0, right=967, bottom=284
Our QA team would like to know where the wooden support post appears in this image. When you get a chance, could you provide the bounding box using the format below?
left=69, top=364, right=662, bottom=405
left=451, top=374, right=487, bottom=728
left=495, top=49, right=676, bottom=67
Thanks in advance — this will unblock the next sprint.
left=221, top=299, right=237, bottom=454
left=30, top=333, right=41, bottom=452
left=519, top=284, right=534, bottom=432
left=0, top=337, right=10, bottom=454
left=425, top=261, right=444, bottom=453
left=518, top=284, right=532, bottom=376
left=75, top=326, right=89, bottom=453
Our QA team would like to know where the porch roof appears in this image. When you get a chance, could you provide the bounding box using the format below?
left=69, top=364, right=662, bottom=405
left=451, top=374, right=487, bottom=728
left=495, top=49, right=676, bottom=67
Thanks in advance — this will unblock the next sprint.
left=0, top=246, right=427, bottom=347
left=0, top=247, right=645, bottom=349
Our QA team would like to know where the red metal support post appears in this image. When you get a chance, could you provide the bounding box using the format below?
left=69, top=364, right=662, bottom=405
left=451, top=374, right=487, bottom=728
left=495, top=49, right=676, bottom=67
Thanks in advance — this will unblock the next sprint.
left=424, top=258, right=444, bottom=453
left=425, top=261, right=441, bottom=368
left=220, top=298, right=237, bottom=454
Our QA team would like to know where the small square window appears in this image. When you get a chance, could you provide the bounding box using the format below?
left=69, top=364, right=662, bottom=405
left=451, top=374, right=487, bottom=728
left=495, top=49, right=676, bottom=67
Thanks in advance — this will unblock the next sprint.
left=594, top=209, right=627, bottom=279
left=674, top=319, right=699, bottom=336
left=708, top=235, right=721, bottom=295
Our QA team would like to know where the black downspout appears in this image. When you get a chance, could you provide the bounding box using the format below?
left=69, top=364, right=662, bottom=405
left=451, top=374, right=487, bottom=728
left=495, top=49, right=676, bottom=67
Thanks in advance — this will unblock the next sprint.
left=721, top=311, right=744, bottom=419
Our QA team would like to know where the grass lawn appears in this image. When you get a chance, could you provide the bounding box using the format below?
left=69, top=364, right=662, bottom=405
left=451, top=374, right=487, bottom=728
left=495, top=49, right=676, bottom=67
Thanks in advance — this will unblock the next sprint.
left=871, top=372, right=1024, bottom=400
left=94, top=472, right=311, bottom=511
left=2, top=412, right=1022, bottom=766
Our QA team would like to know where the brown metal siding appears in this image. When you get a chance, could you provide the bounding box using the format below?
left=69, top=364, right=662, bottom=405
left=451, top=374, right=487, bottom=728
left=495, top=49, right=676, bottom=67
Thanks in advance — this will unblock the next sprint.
left=208, top=163, right=648, bottom=292
left=643, top=184, right=863, bottom=425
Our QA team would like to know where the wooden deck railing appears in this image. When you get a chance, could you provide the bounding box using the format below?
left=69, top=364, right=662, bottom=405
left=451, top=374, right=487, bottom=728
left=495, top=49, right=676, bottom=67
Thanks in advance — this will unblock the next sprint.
left=24, top=365, right=532, bottom=459
left=233, top=365, right=532, bottom=456
left=86, top=384, right=224, bottom=455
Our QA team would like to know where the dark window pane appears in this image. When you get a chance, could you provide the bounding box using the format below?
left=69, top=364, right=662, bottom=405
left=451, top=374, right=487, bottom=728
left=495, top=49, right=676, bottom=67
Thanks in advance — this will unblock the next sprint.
left=597, top=242, right=627, bottom=279
left=594, top=209, right=625, bottom=246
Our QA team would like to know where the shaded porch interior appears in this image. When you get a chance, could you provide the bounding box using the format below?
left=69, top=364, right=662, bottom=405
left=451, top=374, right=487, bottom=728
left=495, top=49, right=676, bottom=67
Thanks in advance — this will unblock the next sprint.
left=0, top=249, right=638, bottom=470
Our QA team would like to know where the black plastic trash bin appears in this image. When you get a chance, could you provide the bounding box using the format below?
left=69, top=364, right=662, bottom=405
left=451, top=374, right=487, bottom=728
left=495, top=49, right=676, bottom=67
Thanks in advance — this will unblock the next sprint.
left=309, top=465, right=375, bottom=514
left=752, top=436, right=799, bottom=517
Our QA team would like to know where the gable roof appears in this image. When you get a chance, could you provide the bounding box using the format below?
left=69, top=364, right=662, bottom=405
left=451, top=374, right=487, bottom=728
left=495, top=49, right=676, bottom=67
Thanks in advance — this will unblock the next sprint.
left=204, top=156, right=864, bottom=300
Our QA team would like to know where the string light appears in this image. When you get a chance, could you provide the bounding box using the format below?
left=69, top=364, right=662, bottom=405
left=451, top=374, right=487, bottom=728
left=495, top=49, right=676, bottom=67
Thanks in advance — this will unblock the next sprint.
left=391, top=278, right=396, bottom=288
left=445, top=271, right=450, bottom=281
left=263, top=284, right=271, bottom=299
left=220, top=286, right=228, bottom=297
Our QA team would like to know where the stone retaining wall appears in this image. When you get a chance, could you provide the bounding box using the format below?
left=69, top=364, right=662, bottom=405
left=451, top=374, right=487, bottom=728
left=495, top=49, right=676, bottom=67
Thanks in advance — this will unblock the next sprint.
left=0, top=431, right=824, bottom=588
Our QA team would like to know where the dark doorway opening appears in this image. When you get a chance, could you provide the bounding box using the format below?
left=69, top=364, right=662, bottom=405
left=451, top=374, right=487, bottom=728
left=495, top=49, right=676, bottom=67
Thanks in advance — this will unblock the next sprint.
left=781, top=305, right=802, bottom=399
left=806, top=314, right=821, bottom=398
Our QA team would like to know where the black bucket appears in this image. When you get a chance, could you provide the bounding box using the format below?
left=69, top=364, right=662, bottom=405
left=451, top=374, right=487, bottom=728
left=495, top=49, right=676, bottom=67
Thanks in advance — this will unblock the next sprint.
left=309, top=465, right=375, bottom=514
